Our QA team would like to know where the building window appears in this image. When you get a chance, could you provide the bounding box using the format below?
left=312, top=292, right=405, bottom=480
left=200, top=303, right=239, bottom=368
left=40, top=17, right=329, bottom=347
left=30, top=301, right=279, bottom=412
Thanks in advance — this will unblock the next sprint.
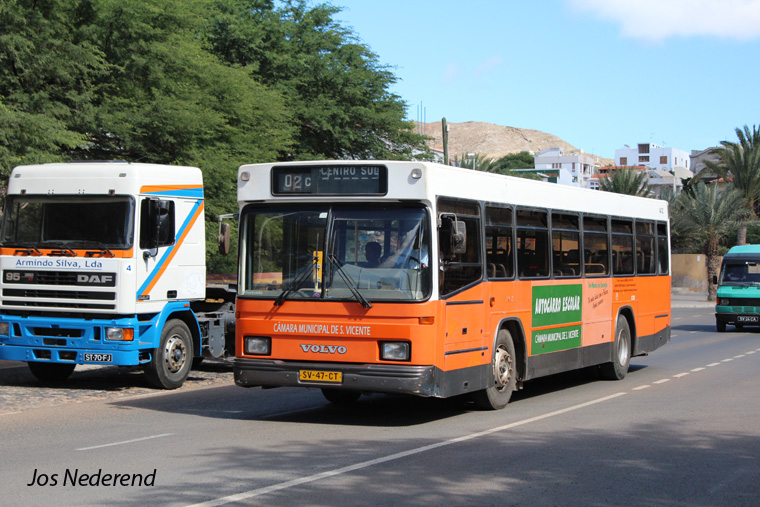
left=638, top=144, right=650, bottom=154
left=620, top=157, right=628, bottom=166
left=639, top=155, right=649, bottom=163
left=660, top=156, right=667, bottom=164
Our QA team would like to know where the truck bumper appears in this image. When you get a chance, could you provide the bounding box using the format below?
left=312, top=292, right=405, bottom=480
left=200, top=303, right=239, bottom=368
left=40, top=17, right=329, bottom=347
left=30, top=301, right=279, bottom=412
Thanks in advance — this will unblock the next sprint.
left=234, top=357, right=439, bottom=397
left=0, top=313, right=145, bottom=366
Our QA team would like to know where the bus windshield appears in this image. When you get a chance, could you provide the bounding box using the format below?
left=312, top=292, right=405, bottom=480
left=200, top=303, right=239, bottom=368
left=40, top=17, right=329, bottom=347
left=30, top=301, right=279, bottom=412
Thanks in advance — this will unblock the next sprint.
left=0, top=195, right=135, bottom=249
left=719, top=261, right=760, bottom=286
left=240, top=204, right=431, bottom=302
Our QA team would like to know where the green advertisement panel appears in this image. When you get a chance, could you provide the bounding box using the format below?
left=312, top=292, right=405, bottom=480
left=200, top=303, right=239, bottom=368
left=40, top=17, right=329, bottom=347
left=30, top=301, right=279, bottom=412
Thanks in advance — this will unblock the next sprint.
left=531, top=284, right=582, bottom=355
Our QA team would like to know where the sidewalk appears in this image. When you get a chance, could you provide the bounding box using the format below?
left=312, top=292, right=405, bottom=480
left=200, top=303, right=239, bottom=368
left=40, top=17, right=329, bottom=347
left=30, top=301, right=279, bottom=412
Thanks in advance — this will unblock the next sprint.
left=671, top=289, right=714, bottom=309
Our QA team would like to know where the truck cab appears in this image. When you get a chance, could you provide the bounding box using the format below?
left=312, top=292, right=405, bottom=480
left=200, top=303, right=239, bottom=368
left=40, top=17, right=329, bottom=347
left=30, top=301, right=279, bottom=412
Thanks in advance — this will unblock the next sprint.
left=0, top=162, right=233, bottom=388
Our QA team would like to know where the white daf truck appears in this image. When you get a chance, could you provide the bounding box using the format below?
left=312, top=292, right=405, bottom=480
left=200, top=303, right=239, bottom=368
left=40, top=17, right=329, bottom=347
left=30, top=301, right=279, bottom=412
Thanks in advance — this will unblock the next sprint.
left=0, top=162, right=235, bottom=388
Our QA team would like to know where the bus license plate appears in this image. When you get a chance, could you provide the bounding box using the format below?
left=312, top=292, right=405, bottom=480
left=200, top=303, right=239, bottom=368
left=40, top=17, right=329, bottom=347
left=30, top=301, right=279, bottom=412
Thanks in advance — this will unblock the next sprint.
left=737, top=315, right=759, bottom=323
left=83, top=353, right=112, bottom=362
left=299, top=370, right=342, bottom=383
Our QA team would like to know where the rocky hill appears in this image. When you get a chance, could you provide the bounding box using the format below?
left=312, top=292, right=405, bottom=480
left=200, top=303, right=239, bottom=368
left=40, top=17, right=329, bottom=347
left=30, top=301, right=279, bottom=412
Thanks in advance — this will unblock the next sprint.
left=418, top=121, right=611, bottom=165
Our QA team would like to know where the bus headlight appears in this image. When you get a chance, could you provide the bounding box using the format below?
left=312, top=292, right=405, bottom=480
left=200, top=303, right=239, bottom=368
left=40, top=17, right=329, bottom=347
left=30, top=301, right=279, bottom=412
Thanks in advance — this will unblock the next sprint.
left=245, top=336, right=271, bottom=355
left=380, top=341, right=411, bottom=361
left=106, top=328, right=134, bottom=341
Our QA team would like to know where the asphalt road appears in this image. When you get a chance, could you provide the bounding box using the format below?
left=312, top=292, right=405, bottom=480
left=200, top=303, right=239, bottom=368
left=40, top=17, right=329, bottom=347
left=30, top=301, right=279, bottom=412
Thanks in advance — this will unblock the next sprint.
left=2, top=307, right=759, bottom=506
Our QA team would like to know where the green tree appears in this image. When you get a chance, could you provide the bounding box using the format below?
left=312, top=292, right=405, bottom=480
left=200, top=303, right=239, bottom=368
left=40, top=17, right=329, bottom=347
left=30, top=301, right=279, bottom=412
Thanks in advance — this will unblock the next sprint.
left=702, top=125, right=760, bottom=246
left=453, top=152, right=495, bottom=171
left=491, top=151, right=535, bottom=173
left=671, top=182, right=746, bottom=300
left=599, top=167, right=650, bottom=197
left=205, top=0, right=430, bottom=160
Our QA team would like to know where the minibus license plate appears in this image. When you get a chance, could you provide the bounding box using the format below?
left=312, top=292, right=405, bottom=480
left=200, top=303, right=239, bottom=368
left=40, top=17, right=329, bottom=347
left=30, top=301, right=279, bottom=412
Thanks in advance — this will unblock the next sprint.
left=737, top=315, right=759, bottom=323
left=83, top=353, right=112, bottom=362
left=299, top=370, right=342, bottom=383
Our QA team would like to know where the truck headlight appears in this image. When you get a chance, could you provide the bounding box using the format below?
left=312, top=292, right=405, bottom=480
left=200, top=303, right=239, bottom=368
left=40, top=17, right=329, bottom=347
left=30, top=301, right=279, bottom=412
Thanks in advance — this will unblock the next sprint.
left=719, top=298, right=730, bottom=306
left=105, top=328, right=134, bottom=341
left=245, top=336, right=271, bottom=355
left=0, top=322, right=9, bottom=336
left=380, top=341, right=411, bottom=361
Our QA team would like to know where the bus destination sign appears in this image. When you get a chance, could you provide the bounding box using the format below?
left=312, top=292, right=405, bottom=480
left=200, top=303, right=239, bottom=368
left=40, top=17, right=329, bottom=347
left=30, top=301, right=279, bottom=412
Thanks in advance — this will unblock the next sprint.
left=272, top=165, right=387, bottom=196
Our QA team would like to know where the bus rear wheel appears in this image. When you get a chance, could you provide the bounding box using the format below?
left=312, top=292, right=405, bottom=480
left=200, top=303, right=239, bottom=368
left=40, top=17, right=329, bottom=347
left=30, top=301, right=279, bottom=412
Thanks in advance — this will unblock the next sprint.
left=600, top=315, right=631, bottom=380
left=144, top=319, right=193, bottom=390
left=28, top=362, right=75, bottom=382
left=472, top=328, right=517, bottom=410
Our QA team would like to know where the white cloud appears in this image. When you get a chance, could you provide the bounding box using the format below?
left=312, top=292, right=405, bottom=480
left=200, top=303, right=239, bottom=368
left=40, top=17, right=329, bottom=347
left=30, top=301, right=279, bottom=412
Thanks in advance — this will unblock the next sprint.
left=569, top=0, right=760, bottom=42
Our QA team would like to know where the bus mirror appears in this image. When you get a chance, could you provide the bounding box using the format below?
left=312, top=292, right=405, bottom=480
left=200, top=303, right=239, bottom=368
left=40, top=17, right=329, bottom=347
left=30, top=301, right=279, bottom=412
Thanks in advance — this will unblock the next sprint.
left=439, top=214, right=467, bottom=258
left=218, top=222, right=231, bottom=255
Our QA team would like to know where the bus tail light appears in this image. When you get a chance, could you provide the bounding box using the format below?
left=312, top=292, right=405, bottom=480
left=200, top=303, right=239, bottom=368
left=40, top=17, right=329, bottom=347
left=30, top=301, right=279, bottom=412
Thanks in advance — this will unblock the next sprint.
left=418, top=317, right=434, bottom=325
left=380, top=341, right=410, bottom=361
left=245, top=336, right=271, bottom=356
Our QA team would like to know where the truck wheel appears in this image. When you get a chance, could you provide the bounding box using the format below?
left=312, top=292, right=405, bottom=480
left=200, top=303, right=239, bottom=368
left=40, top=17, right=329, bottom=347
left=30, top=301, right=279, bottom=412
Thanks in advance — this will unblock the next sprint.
left=145, top=319, right=193, bottom=389
left=600, top=315, right=631, bottom=380
left=321, top=388, right=361, bottom=405
left=472, top=328, right=517, bottom=410
left=28, top=362, right=75, bottom=382
left=716, top=320, right=726, bottom=333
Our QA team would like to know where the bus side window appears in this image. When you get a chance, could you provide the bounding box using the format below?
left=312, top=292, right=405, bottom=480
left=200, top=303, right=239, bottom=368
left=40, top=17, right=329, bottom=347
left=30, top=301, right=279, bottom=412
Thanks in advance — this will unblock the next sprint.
left=612, top=218, right=634, bottom=276
left=486, top=206, right=514, bottom=279
left=583, top=215, right=609, bottom=276
left=438, top=198, right=482, bottom=296
left=516, top=208, right=549, bottom=278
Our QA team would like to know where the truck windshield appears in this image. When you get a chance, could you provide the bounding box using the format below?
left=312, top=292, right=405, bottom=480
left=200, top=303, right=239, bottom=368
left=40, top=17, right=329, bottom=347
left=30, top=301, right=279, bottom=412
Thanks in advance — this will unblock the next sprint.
left=239, top=204, right=431, bottom=302
left=0, top=195, right=134, bottom=249
left=719, top=261, right=760, bottom=286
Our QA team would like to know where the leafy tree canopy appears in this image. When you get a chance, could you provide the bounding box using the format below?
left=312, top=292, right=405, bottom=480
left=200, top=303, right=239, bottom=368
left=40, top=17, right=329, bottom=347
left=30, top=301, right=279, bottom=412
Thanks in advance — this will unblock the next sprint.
left=599, top=167, right=650, bottom=197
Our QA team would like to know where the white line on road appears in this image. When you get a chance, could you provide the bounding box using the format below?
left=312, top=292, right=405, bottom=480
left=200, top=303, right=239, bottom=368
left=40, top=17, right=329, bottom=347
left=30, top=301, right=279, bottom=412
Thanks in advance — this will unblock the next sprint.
left=633, top=385, right=650, bottom=391
left=654, top=379, right=671, bottom=384
left=186, top=392, right=627, bottom=507
left=733, top=355, right=745, bottom=359
left=707, top=363, right=721, bottom=367
left=721, top=358, right=734, bottom=363
left=673, top=372, right=690, bottom=378
left=691, top=367, right=706, bottom=372
left=76, top=433, right=174, bottom=451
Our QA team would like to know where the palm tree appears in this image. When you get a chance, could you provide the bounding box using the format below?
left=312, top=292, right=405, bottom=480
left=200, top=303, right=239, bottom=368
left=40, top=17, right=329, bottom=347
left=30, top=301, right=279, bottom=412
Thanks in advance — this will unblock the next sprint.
left=702, top=124, right=760, bottom=245
left=671, top=182, right=746, bottom=301
left=598, top=167, right=650, bottom=197
left=453, top=152, right=496, bottom=171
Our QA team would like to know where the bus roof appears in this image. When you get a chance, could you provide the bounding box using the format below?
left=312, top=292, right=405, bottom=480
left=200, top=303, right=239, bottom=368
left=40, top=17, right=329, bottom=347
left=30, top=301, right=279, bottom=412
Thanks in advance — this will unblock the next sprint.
left=238, top=160, right=668, bottom=222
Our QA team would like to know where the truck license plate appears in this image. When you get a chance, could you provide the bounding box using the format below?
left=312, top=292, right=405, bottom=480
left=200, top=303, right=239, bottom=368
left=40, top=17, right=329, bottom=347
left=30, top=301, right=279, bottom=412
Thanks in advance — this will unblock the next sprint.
left=299, top=370, right=342, bottom=383
left=83, top=353, right=112, bottom=362
left=737, top=315, right=759, bottom=323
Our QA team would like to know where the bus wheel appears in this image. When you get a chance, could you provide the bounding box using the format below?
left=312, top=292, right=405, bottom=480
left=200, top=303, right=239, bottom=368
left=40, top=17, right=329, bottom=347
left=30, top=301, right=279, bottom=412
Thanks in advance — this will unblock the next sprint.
left=321, top=388, right=361, bottom=405
left=28, top=362, right=75, bottom=382
left=472, top=328, right=517, bottom=410
left=145, top=319, right=193, bottom=390
left=716, top=320, right=726, bottom=333
left=600, top=315, right=631, bottom=380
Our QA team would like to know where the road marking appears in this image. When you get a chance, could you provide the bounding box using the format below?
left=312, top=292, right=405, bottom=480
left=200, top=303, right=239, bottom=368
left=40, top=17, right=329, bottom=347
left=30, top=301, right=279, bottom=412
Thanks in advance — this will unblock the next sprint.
left=747, top=351, right=756, bottom=355
left=186, top=392, right=627, bottom=507
left=653, top=379, right=670, bottom=384
left=633, top=385, right=650, bottom=390
left=721, top=358, right=734, bottom=363
left=691, top=367, right=706, bottom=372
left=734, top=355, right=745, bottom=359
left=76, top=433, right=173, bottom=451
left=673, top=372, right=690, bottom=378
left=707, top=362, right=721, bottom=367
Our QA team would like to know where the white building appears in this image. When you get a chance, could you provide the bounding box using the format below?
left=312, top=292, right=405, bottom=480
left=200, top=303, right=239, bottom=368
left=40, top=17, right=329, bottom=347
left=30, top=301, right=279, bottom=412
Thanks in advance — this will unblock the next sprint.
left=533, top=147, right=595, bottom=188
left=615, top=143, right=692, bottom=179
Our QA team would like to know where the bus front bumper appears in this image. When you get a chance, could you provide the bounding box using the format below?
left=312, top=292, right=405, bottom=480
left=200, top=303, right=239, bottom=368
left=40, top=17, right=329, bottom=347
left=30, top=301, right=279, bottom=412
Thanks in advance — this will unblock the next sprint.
left=234, top=358, right=439, bottom=397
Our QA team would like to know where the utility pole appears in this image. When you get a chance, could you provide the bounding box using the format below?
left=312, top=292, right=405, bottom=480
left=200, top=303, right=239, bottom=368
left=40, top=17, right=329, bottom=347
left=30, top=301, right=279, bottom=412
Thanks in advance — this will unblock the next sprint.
left=442, top=117, right=449, bottom=165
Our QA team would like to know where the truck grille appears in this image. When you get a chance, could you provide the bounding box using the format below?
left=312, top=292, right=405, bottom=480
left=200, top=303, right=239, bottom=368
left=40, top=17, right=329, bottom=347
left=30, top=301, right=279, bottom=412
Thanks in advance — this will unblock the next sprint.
left=2, top=270, right=117, bottom=310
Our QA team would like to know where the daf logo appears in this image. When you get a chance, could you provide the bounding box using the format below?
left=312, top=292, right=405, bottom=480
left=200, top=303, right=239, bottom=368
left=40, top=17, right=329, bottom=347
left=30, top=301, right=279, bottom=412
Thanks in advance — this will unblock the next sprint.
left=77, top=274, right=114, bottom=285
left=300, top=344, right=347, bottom=354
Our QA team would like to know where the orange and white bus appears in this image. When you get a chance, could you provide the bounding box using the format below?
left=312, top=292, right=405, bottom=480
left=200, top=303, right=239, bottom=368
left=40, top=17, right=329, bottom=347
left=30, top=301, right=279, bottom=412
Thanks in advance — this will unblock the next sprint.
left=233, top=161, right=670, bottom=409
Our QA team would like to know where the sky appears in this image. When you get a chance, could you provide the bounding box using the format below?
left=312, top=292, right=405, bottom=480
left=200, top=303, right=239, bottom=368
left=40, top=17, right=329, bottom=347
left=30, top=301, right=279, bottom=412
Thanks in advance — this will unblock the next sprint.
left=329, top=0, right=760, bottom=159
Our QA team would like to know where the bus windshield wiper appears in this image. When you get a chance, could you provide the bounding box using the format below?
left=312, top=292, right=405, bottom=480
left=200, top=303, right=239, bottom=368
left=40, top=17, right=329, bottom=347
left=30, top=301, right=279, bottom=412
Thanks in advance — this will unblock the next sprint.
left=274, top=262, right=316, bottom=306
left=327, top=253, right=372, bottom=309
left=12, top=243, right=42, bottom=256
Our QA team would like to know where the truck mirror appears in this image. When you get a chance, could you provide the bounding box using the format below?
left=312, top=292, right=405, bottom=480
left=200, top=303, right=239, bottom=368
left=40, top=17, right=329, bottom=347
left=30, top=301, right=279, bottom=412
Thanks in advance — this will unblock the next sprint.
left=218, top=222, right=231, bottom=255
